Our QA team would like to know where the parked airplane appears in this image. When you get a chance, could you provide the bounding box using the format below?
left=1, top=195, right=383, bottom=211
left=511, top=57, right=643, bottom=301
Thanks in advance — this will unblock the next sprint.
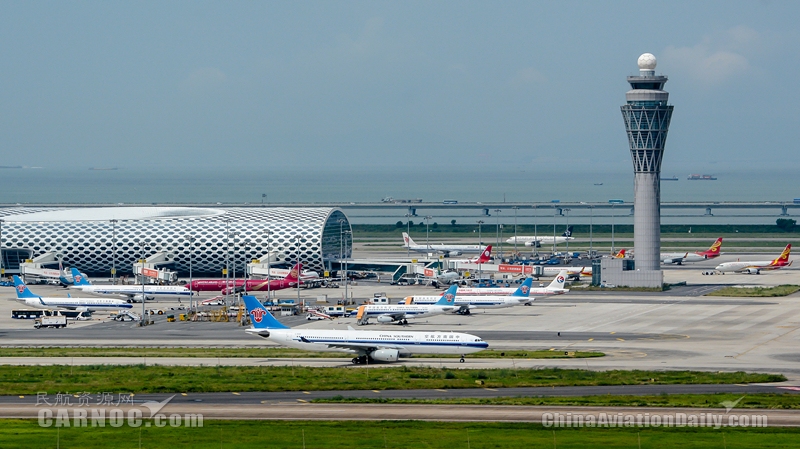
left=714, top=244, right=792, bottom=274
left=662, top=238, right=723, bottom=265
left=403, top=278, right=535, bottom=314
left=541, top=265, right=591, bottom=279
left=186, top=263, right=303, bottom=294
left=613, top=249, right=627, bottom=258
left=13, top=276, right=132, bottom=311
left=402, top=232, right=484, bottom=256
left=453, top=271, right=568, bottom=297
left=243, top=295, right=488, bottom=364
left=356, top=284, right=458, bottom=325
left=505, top=226, right=574, bottom=247
left=68, top=268, right=191, bottom=302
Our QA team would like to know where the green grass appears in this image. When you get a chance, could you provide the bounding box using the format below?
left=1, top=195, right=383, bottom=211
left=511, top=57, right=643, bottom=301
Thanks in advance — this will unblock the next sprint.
left=0, top=347, right=603, bottom=359
left=314, top=393, right=800, bottom=409
left=707, top=285, right=800, bottom=297
left=0, top=365, right=784, bottom=395
left=2, top=419, right=799, bottom=448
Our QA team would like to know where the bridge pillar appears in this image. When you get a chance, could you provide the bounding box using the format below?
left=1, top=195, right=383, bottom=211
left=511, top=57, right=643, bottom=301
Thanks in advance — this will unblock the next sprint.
left=483, top=208, right=490, bottom=216
left=781, top=205, right=789, bottom=216
left=629, top=207, right=634, bottom=216
left=705, top=207, right=713, bottom=216
left=408, top=207, right=417, bottom=217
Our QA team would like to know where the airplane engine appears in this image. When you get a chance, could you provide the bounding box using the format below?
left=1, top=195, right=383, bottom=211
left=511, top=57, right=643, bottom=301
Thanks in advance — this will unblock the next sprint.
left=377, top=315, right=396, bottom=323
left=448, top=251, right=462, bottom=257
left=524, top=241, right=541, bottom=248
left=663, top=258, right=675, bottom=264
left=75, top=306, right=89, bottom=312
left=131, top=294, right=155, bottom=302
left=745, top=268, right=761, bottom=275
left=371, top=349, right=399, bottom=362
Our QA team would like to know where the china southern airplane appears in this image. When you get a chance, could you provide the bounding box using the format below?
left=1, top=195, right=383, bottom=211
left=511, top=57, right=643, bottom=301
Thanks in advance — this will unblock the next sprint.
left=356, top=284, right=458, bottom=325
left=402, top=278, right=534, bottom=313
left=13, top=276, right=132, bottom=311
left=68, top=268, right=191, bottom=302
left=662, top=238, right=723, bottom=265
left=243, top=295, right=488, bottom=364
left=402, top=232, right=484, bottom=256
left=714, top=244, right=792, bottom=274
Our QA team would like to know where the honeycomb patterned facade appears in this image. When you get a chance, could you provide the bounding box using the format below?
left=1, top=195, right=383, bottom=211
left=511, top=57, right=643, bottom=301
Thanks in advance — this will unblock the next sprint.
left=0, top=207, right=351, bottom=276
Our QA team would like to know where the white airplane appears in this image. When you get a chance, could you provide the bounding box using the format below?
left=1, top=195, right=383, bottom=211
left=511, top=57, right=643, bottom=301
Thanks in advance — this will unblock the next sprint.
left=402, top=232, right=484, bottom=257
left=68, top=268, right=191, bottom=302
left=243, top=295, right=488, bottom=364
left=450, top=245, right=493, bottom=264
left=662, top=238, right=723, bottom=265
left=356, top=284, right=458, bottom=325
left=403, top=278, right=535, bottom=314
left=12, top=276, right=133, bottom=312
left=505, top=226, right=574, bottom=247
left=540, top=265, right=591, bottom=280
left=714, top=244, right=792, bottom=274
left=454, top=271, right=569, bottom=297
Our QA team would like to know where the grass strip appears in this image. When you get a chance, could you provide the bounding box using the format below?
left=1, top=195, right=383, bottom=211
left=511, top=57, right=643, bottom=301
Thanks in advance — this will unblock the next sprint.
left=0, top=365, right=784, bottom=395
left=1, top=419, right=800, bottom=449
left=0, top=347, right=604, bottom=359
left=707, top=285, right=800, bottom=297
left=313, top=393, right=800, bottom=409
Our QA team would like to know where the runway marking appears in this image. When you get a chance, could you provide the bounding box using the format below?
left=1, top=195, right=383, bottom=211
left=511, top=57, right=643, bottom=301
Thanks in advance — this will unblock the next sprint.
left=587, top=338, right=594, bottom=341
left=303, top=391, right=310, bottom=395
left=232, top=392, right=240, bottom=395
left=18, top=396, right=23, bottom=399
left=297, top=399, right=307, bottom=403
left=616, top=338, right=625, bottom=342
left=779, top=387, right=800, bottom=391
left=181, top=393, right=187, bottom=396
left=610, top=332, right=616, bottom=334
left=372, top=390, right=381, bottom=393
left=435, top=389, right=447, bottom=392
left=734, top=324, right=800, bottom=359
left=483, top=388, right=498, bottom=392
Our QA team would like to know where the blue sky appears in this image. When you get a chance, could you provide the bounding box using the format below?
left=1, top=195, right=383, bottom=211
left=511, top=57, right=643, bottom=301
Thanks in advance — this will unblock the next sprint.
left=1, top=1, right=797, bottom=172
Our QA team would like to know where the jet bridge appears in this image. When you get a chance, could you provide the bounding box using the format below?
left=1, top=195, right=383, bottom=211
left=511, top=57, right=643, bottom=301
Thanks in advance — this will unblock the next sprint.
left=19, top=251, right=68, bottom=283
left=132, top=251, right=178, bottom=283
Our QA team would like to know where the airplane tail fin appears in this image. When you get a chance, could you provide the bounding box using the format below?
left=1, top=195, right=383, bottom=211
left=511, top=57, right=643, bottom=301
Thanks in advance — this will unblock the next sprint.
left=402, top=232, right=416, bottom=247
left=511, top=277, right=534, bottom=297
left=243, top=295, right=289, bottom=329
left=474, top=246, right=492, bottom=263
left=614, top=249, right=626, bottom=259
left=704, top=238, right=723, bottom=256
left=12, top=276, right=38, bottom=299
left=771, top=244, right=792, bottom=266
left=563, top=226, right=574, bottom=237
left=435, top=284, right=458, bottom=306
left=546, top=270, right=568, bottom=291
left=285, top=263, right=302, bottom=281
left=70, top=268, right=92, bottom=286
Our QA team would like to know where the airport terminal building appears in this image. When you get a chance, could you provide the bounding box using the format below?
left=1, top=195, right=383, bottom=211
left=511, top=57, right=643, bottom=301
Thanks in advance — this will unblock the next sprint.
left=0, top=207, right=351, bottom=276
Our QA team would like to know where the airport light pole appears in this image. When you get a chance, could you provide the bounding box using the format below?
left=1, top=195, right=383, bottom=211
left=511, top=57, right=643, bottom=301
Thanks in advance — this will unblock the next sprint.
left=512, top=206, right=519, bottom=255
left=338, top=218, right=346, bottom=285
left=553, top=206, right=558, bottom=254
left=494, top=210, right=501, bottom=257
left=110, top=219, right=117, bottom=284
left=424, top=216, right=432, bottom=255
left=230, top=231, right=239, bottom=302
left=589, top=205, right=594, bottom=257
left=139, top=240, right=148, bottom=325
left=224, top=219, right=231, bottom=306
left=563, top=209, right=571, bottom=255
left=343, top=230, right=351, bottom=303
left=242, top=239, right=251, bottom=295
left=295, top=235, right=301, bottom=309
left=476, top=220, right=484, bottom=281
left=262, top=230, right=272, bottom=301
left=533, top=205, right=538, bottom=256
left=185, top=235, right=195, bottom=313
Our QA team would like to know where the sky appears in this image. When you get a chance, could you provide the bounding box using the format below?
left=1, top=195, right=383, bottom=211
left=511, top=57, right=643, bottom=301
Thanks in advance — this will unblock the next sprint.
left=1, top=1, right=798, bottom=173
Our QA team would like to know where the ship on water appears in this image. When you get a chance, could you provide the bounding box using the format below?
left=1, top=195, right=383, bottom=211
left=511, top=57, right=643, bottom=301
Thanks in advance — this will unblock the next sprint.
left=660, top=176, right=679, bottom=181
left=687, top=174, right=717, bottom=180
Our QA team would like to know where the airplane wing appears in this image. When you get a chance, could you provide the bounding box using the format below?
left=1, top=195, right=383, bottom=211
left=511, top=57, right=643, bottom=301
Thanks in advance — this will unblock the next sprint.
left=325, top=342, right=406, bottom=353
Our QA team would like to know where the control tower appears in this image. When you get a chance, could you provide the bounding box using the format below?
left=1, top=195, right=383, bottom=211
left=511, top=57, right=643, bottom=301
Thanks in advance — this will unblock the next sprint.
left=621, top=53, right=673, bottom=272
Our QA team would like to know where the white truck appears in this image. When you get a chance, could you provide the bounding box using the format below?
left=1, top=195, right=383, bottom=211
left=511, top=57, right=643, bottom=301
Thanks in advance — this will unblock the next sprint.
left=34, top=315, right=67, bottom=329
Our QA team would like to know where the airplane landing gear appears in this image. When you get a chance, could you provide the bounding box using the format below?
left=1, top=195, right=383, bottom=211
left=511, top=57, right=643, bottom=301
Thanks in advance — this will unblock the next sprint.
left=351, top=355, right=370, bottom=365
left=460, top=355, right=465, bottom=363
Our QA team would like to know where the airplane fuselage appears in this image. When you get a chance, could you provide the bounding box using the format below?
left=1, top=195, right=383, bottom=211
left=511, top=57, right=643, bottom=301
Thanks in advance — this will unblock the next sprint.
left=246, top=328, right=487, bottom=356
left=17, top=297, right=132, bottom=311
